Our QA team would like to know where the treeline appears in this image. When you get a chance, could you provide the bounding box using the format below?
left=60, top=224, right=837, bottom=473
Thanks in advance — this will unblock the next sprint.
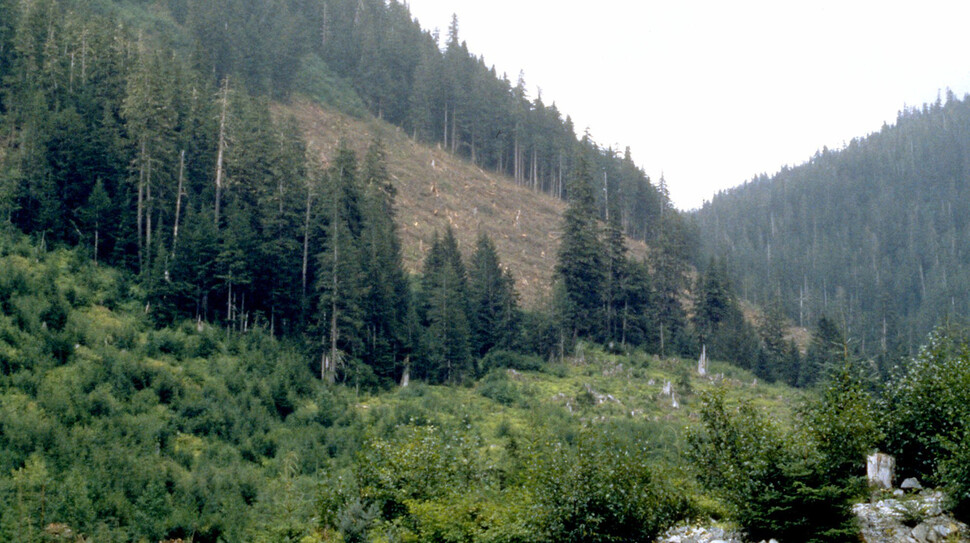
left=0, top=0, right=703, bottom=386
left=84, top=0, right=672, bottom=243
left=696, top=92, right=970, bottom=371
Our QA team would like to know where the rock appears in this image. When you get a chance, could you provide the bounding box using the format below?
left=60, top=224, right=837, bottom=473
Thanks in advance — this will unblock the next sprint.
left=854, top=490, right=970, bottom=543
left=894, top=488, right=906, bottom=497
left=912, top=522, right=932, bottom=542
left=868, top=452, right=896, bottom=489
left=902, top=477, right=923, bottom=490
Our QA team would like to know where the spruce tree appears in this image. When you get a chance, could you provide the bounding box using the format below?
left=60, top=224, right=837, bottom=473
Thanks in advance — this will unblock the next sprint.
left=556, top=153, right=603, bottom=341
left=316, top=143, right=365, bottom=382
left=602, top=205, right=628, bottom=346
left=359, top=138, right=411, bottom=382
left=468, top=232, right=520, bottom=357
left=419, top=227, right=472, bottom=383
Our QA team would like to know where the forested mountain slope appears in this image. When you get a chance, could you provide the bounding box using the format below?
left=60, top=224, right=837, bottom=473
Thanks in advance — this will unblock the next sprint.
left=280, top=100, right=648, bottom=306
left=696, top=92, right=970, bottom=368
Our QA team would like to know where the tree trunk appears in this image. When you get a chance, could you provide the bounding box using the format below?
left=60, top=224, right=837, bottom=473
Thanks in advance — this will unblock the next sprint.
left=301, top=180, right=312, bottom=306
left=214, top=77, right=229, bottom=227
left=451, top=105, right=457, bottom=154
left=172, top=149, right=185, bottom=259
left=443, top=105, right=448, bottom=148
left=145, top=157, right=152, bottom=272
left=137, top=139, right=145, bottom=272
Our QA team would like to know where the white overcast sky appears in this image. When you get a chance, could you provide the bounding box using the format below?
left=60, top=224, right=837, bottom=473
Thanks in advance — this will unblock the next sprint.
left=405, top=0, right=970, bottom=210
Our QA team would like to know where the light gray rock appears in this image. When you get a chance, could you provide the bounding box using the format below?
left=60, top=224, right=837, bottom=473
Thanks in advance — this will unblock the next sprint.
left=902, top=477, right=923, bottom=490
left=868, top=452, right=896, bottom=489
left=912, top=522, right=931, bottom=543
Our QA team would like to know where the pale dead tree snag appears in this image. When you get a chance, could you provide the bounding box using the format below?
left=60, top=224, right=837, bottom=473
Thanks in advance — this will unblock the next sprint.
left=145, top=157, right=152, bottom=272
left=171, top=149, right=185, bottom=260
left=302, top=180, right=312, bottom=302
left=137, top=139, right=145, bottom=272
left=214, top=76, right=229, bottom=227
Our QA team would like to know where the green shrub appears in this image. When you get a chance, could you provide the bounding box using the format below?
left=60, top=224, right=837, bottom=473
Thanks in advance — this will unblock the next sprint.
left=477, top=369, right=522, bottom=406
left=883, top=325, right=970, bottom=482
left=688, top=389, right=859, bottom=542
left=940, top=429, right=970, bottom=521
left=521, top=427, right=693, bottom=542
left=294, top=54, right=368, bottom=117
left=479, top=349, right=545, bottom=374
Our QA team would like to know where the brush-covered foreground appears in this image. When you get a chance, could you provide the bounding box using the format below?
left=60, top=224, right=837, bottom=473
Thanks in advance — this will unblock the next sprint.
left=0, top=231, right=806, bottom=542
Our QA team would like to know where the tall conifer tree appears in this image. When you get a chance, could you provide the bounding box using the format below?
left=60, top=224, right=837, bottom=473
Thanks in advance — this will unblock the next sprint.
left=556, top=152, right=603, bottom=341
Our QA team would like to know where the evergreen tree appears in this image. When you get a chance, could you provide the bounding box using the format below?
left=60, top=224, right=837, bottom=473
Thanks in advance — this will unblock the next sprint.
left=618, top=259, right=657, bottom=349
left=694, top=257, right=758, bottom=366
left=602, top=205, right=627, bottom=346
left=556, top=153, right=603, bottom=341
left=316, top=143, right=365, bottom=383
left=468, top=232, right=520, bottom=357
left=800, top=315, right=845, bottom=387
left=359, top=138, right=411, bottom=382
left=418, top=227, right=472, bottom=383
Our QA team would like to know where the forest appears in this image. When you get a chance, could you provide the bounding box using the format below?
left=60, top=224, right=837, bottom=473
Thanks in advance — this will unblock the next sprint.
left=1, top=0, right=970, bottom=541
left=697, top=92, right=970, bottom=375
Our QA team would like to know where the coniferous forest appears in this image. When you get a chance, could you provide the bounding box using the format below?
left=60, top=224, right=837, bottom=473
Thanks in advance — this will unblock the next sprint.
left=2, top=1, right=970, bottom=542
left=697, top=93, right=970, bottom=375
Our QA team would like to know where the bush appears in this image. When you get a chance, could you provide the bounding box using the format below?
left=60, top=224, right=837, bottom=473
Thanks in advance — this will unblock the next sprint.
left=940, top=429, right=970, bottom=522
left=883, top=325, right=970, bottom=481
left=476, top=370, right=522, bottom=406
left=688, top=389, right=859, bottom=542
left=479, top=349, right=544, bottom=374
left=521, top=427, right=692, bottom=542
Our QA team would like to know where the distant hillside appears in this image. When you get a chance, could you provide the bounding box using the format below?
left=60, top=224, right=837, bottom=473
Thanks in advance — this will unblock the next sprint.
left=281, top=100, right=649, bottom=306
left=696, top=92, right=970, bottom=366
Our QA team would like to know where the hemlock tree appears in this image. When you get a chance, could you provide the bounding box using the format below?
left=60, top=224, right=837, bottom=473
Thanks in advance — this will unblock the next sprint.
left=800, top=315, right=844, bottom=387
left=602, top=205, right=627, bottom=347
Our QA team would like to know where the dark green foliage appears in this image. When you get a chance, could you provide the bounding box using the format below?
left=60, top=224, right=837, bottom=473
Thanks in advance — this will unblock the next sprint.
left=316, top=143, right=366, bottom=382
left=479, top=349, right=544, bottom=373
left=556, top=155, right=604, bottom=340
left=883, top=325, right=970, bottom=484
left=417, top=228, right=473, bottom=383
left=688, top=389, right=860, bottom=542
left=697, top=93, right=970, bottom=361
left=359, top=139, right=411, bottom=383
left=694, top=257, right=759, bottom=368
left=939, top=429, right=970, bottom=522
left=468, top=232, right=521, bottom=356
left=800, top=315, right=844, bottom=387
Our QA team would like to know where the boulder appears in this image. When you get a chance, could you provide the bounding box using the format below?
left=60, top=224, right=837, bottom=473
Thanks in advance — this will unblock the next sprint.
left=902, top=477, right=923, bottom=490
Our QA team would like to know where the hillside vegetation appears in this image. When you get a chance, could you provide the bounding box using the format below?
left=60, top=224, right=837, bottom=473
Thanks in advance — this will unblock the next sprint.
left=697, top=93, right=970, bottom=369
left=281, top=100, right=648, bottom=306
left=0, top=229, right=802, bottom=542
left=4, top=1, right=970, bottom=541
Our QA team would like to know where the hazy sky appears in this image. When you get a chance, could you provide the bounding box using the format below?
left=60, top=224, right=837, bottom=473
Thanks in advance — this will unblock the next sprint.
left=405, top=0, right=970, bottom=210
